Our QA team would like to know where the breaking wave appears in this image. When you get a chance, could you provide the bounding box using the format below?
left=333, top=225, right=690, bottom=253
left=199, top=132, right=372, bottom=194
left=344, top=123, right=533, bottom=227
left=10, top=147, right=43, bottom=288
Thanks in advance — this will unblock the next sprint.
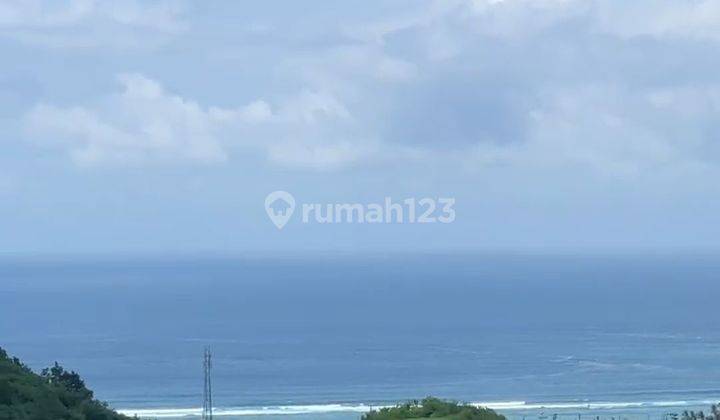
left=118, top=398, right=720, bottom=418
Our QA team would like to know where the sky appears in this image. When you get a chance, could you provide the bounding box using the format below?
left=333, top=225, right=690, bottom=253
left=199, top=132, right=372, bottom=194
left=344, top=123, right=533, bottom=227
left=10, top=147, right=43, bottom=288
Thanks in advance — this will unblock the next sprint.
left=2, top=0, right=720, bottom=256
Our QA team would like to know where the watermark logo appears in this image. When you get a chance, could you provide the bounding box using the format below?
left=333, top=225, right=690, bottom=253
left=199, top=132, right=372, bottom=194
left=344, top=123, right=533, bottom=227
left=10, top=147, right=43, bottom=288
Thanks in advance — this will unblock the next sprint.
left=265, top=190, right=296, bottom=230
left=265, top=191, right=455, bottom=229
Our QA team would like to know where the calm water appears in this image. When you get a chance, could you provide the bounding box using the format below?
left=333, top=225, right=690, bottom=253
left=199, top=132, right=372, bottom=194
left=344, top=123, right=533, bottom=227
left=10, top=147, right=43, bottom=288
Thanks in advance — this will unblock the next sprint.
left=2, top=254, right=720, bottom=419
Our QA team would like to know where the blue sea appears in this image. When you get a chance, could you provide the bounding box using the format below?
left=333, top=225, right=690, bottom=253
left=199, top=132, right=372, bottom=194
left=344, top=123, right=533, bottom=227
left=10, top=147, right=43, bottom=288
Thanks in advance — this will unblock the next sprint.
left=2, top=254, right=720, bottom=419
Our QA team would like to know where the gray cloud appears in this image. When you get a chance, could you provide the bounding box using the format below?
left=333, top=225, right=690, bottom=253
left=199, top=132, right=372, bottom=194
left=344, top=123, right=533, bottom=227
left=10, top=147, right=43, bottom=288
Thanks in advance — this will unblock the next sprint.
left=13, top=0, right=720, bottom=176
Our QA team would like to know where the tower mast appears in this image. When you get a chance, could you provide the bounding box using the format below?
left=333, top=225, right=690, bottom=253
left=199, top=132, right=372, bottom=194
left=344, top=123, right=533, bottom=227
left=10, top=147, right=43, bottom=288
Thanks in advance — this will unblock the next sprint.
left=202, top=347, right=213, bottom=420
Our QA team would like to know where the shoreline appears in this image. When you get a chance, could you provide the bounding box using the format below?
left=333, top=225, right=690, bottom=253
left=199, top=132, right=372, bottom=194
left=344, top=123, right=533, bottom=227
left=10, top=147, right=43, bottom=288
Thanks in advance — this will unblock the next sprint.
left=118, top=398, right=720, bottom=419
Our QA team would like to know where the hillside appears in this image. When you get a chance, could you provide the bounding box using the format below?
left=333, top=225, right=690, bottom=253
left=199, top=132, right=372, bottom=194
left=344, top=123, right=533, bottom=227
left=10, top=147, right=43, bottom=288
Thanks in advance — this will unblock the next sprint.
left=0, top=347, right=131, bottom=420
left=362, top=397, right=506, bottom=420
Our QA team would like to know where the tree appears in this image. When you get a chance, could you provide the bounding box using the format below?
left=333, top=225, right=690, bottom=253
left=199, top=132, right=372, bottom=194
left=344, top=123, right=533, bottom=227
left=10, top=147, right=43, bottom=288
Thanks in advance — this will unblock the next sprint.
left=363, top=397, right=507, bottom=420
left=0, top=346, right=130, bottom=420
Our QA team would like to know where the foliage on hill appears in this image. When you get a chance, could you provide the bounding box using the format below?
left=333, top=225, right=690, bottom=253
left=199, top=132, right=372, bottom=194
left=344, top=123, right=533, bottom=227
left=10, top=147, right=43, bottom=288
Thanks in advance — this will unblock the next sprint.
left=362, top=397, right=507, bottom=420
left=0, top=347, right=131, bottom=420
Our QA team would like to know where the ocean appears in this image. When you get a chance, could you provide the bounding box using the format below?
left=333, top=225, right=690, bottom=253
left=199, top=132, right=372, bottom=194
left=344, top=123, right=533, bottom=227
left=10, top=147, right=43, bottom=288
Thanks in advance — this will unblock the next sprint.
left=2, top=254, right=720, bottom=419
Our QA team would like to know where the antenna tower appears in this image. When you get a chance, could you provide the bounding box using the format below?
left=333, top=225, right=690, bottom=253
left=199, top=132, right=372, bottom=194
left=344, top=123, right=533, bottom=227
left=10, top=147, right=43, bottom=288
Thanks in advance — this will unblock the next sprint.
left=202, top=347, right=213, bottom=420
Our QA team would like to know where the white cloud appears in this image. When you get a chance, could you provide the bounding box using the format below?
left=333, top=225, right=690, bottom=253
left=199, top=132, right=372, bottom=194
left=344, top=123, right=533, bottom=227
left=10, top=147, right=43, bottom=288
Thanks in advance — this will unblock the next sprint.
left=0, top=0, right=185, bottom=48
left=25, top=73, right=260, bottom=166
left=24, top=73, right=378, bottom=169
left=590, top=0, right=720, bottom=41
left=277, top=90, right=351, bottom=124
left=463, top=84, right=720, bottom=176
left=463, top=0, right=720, bottom=41
left=315, top=0, right=720, bottom=175
left=263, top=89, right=383, bottom=169
left=268, top=139, right=379, bottom=171
left=0, top=0, right=180, bottom=29
left=209, top=100, right=273, bottom=124
left=16, top=0, right=720, bottom=175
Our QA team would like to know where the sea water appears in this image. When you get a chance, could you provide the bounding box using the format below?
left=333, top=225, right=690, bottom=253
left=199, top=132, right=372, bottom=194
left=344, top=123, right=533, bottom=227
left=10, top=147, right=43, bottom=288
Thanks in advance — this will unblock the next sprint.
left=2, top=254, right=720, bottom=419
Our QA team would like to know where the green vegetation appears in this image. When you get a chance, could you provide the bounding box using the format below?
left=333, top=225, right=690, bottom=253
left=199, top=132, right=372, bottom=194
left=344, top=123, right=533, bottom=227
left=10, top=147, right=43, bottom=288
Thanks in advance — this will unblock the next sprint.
left=678, top=405, right=720, bottom=420
left=362, top=397, right=506, bottom=420
left=0, top=347, right=131, bottom=420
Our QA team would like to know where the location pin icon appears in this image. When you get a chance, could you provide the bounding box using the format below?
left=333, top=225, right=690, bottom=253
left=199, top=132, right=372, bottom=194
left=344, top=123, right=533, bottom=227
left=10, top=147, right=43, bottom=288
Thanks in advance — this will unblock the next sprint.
left=265, top=191, right=296, bottom=230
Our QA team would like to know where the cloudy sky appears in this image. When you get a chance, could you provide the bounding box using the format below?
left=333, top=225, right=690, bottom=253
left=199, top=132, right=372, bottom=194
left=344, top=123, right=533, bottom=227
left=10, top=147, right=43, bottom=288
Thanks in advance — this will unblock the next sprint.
left=2, top=0, right=720, bottom=256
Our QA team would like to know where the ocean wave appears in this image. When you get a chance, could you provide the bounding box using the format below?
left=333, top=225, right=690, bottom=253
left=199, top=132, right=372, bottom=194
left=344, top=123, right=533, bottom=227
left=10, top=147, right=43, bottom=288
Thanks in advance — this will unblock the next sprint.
left=119, top=403, right=380, bottom=418
left=473, top=400, right=713, bottom=411
left=118, top=399, right=720, bottom=418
